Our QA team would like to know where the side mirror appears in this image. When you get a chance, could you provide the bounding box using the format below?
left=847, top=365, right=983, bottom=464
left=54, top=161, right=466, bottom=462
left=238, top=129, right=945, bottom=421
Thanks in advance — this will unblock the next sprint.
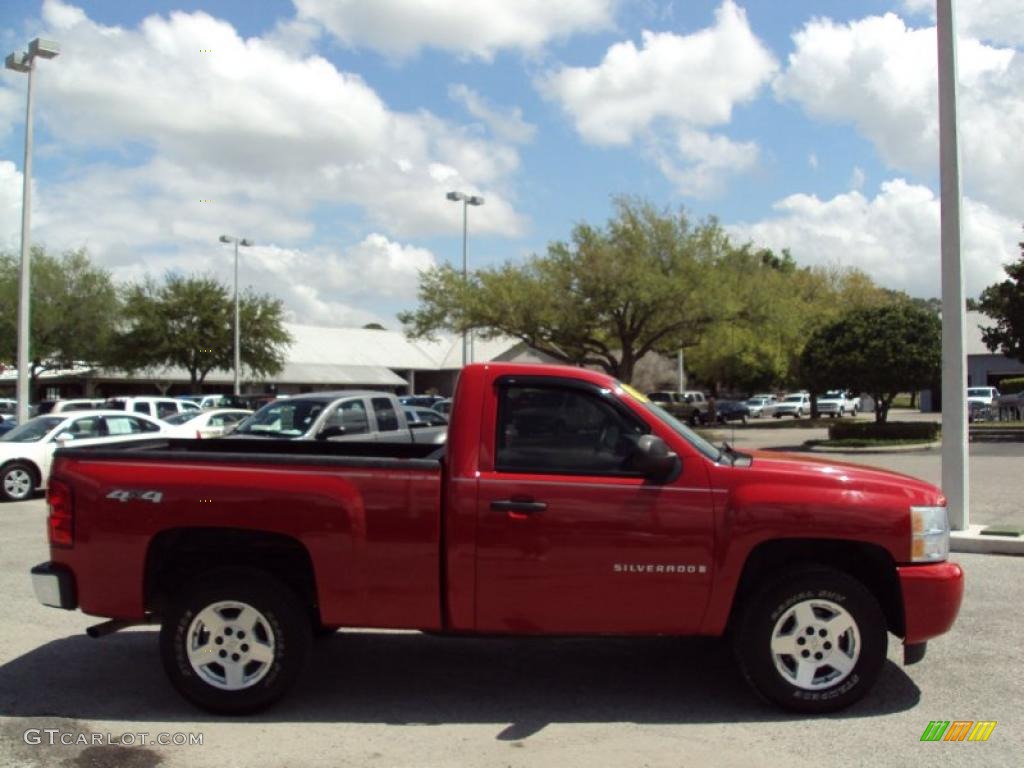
left=408, top=421, right=429, bottom=430
left=317, top=425, right=347, bottom=440
left=54, top=433, right=74, bottom=444
left=633, top=434, right=681, bottom=483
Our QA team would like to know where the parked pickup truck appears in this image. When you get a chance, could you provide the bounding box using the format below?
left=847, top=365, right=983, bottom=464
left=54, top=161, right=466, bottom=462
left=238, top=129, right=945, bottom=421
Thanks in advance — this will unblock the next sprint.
left=647, top=390, right=712, bottom=426
left=31, top=363, right=963, bottom=715
left=228, top=390, right=446, bottom=445
left=817, top=391, right=859, bottom=418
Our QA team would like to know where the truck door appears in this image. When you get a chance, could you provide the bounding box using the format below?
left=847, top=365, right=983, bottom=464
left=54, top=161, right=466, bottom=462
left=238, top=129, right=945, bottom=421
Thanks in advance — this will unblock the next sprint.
left=474, top=377, right=715, bottom=634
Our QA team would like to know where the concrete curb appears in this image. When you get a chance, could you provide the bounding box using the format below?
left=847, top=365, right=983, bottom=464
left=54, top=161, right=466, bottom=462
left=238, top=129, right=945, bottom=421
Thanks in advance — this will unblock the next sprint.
left=805, top=441, right=941, bottom=454
left=951, top=525, right=1024, bottom=555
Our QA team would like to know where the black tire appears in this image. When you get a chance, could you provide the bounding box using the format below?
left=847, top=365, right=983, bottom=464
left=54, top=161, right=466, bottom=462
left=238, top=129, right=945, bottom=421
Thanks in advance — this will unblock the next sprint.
left=160, top=568, right=312, bottom=714
left=733, top=567, right=887, bottom=714
left=1, top=461, right=37, bottom=502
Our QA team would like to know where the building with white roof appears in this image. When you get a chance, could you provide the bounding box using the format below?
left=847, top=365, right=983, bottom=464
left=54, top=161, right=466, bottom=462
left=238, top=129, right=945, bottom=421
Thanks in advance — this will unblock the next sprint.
left=0, top=323, right=560, bottom=401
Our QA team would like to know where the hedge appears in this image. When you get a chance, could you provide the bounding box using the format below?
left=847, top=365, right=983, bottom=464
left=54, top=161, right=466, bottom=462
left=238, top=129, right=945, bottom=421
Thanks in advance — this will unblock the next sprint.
left=828, top=420, right=940, bottom=441
left=1000, top=377, right=1024, bottom=395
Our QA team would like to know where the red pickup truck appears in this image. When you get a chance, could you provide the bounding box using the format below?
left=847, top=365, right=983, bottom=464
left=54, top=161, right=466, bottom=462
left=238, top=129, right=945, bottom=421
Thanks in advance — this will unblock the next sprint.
left=31, top=363, right=963, bottom=715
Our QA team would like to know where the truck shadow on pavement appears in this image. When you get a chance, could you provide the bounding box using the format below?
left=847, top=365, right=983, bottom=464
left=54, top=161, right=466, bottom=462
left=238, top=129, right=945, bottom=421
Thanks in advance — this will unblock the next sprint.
left=0, top=630, right=920, bottom=738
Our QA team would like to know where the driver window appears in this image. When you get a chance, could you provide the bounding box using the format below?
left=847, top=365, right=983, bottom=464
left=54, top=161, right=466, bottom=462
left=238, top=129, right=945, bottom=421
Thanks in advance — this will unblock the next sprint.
left=495, top=384, right=648, bottom=475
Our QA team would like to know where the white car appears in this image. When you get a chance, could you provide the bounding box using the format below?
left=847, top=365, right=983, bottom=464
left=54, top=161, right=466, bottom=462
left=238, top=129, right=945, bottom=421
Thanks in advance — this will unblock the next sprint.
left=0, top=410, right=167, bottom=502
left=745, top=395, right=778, bottom=418
left=162, top=408, right=252, bottom=439
left=773, top=393, right=811, bottom=418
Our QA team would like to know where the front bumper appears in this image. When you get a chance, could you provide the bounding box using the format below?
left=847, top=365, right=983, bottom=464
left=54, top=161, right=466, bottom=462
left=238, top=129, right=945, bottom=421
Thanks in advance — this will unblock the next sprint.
left=898, top=561, right=964, bottom=645
left=31, top=562, right=77, bottom=610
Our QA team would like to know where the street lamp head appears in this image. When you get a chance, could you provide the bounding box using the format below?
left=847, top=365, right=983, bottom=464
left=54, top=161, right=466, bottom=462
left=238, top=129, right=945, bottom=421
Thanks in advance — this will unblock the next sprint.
left=5, top=53, right=30, bottom=73
left=446, top=191, right=466, bottom=202
left=219, top=235, right=233, bottom=243
left=467, top=195, right=485, bottom=206
left=240, top=238, right=254, bottom=247
left=28, top=39, right=60, bottom=59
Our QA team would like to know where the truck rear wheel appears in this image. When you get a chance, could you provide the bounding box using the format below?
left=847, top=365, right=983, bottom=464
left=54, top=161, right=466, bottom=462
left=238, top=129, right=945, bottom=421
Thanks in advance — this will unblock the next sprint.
left=733, top=567, right=886, bottom=713
left=160, top=569, right=311, bottom=714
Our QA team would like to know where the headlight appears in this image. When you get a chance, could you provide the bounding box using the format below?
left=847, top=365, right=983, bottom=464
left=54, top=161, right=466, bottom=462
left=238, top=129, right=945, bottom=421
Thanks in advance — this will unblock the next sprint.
left=910, top=506, right=949, bottom=562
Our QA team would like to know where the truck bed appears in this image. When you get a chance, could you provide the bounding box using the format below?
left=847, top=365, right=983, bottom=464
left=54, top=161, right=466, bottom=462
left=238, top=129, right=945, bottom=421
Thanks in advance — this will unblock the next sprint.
left=49, top=438, right=445, bottom=630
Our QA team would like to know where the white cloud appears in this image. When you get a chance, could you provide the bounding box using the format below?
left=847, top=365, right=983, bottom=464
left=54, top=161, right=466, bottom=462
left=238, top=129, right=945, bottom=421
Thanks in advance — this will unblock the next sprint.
left=539, top=1, right=775, bottom=197
left=808, top=152, right=819, bottom=170
left=293, top=0, right=615, bottom=59
left=7, top=0, right=527, bottom=242
left=449, top=84, right=537, bottom=145
left=0, top=161, right=24, bottom=252
left=653, top=127, right=759, bottom=198
left=903, top=0, right=1024, bottom=47
left=541, top=1, right=776, bottom=145
left=728, top=179, right=1018, bottom=299
left=773, top=12, right=1023, bottom=215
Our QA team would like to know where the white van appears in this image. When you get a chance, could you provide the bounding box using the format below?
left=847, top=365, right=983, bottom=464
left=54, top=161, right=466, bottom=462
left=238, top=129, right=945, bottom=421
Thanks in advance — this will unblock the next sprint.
left=103, top=396, right=200, bottom=421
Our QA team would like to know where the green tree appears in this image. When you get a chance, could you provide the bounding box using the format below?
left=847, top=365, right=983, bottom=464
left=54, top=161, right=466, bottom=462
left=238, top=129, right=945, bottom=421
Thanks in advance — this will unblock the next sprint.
left=112, top=274, right=292, bottom=389
left=401, top=198, right=739, bottom=383
left=0, top=247, right=120, bottom=389
left=978, top=231, right=1024, bottom=363
left=799, top=304, right=941, bottom=423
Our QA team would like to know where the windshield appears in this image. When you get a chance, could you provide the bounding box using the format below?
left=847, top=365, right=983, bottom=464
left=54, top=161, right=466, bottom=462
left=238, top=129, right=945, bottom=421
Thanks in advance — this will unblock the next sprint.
left=967, top=388, right=991, bottom=397
left=0, top=416, right=64, bottom=443
left=234, top=399, right=329, bottom=438
left=616, top=384, right=721, bottom=462
left=783, top=395, right=804, bottom=402
left=747, top=398, right=766, bottom=405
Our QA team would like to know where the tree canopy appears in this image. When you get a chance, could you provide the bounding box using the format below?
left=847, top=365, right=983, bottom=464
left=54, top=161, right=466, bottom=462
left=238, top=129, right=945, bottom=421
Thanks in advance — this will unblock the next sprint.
left=114, top=274, right=292, bottom=388
left=403, top=198, right=768, bottom=383
left=0, top=247, right=120, bottom=385
left=978, top=230, right=1024, bottom=363
left=799, top=303, right=941, bottom=423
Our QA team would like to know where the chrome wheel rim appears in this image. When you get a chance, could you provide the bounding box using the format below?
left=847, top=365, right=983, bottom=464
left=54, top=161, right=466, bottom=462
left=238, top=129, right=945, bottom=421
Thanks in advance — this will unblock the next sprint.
left=186, top=600, right=276, bottom=690
left=770, top=598, right=861, bottom=690
left=3, top=468, right=32, bottom=500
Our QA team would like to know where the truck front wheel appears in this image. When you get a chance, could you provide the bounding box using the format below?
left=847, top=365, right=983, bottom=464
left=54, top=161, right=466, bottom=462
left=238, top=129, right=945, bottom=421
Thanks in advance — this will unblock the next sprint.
left=160, top=569, right=312, bottom=714
left=733, top=567, right=886, bottom=713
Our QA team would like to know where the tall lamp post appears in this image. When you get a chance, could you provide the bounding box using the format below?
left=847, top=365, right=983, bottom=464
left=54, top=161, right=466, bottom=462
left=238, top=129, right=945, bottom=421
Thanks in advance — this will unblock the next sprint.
left=445, top=191, right=484, bottom=367
left=6, top=38, right=59, bottom=424
left=219, top=235, right=253, bottom=396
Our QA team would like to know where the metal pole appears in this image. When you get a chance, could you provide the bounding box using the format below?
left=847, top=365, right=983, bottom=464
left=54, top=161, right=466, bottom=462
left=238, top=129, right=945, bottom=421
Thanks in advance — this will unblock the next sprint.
left=677, top=349, right=685, bottom=392
left=15, top=60, right=35, bottom=424
left=937, top=0, right=969, bottom=530
left=461, top=200, right=468, bottom=368
left=233, top=239, right=240, bottom=396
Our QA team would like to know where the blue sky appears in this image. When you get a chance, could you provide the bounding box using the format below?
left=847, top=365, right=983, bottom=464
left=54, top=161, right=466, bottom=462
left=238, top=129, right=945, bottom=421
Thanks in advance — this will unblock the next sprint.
left=1, top=0, right=1021, bottom=328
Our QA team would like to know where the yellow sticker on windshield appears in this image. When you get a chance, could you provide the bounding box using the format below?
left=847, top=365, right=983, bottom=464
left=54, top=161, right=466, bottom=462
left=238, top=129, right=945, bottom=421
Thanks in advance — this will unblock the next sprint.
left=619, top=383, right=650, bottom=403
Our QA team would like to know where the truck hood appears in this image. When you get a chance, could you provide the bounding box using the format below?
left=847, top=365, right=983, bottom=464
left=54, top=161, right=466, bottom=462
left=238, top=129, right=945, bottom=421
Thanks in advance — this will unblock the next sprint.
left=742, top=449, right=944, bottom=506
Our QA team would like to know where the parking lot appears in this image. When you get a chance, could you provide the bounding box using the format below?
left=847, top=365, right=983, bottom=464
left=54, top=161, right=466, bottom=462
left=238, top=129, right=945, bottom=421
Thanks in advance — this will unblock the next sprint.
left=1, top=428, right=1021, bottom=767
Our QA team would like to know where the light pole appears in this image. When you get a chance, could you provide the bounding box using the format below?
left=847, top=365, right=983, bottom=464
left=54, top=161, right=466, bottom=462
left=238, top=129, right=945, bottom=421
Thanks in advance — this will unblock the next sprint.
left=6, top=38, right=59, bottom=424
left=446, top=190, right=484, bottom=367
left=219, top=235, right=253, bottom=396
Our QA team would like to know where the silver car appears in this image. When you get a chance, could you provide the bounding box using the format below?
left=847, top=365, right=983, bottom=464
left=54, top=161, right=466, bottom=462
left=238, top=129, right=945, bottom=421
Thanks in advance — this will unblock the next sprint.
left=745, top=395, right=778, bottom=418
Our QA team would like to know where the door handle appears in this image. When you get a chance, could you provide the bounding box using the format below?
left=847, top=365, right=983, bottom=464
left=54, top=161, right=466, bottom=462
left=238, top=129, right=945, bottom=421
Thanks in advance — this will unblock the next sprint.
left=490, top=499, right=547, bottom=514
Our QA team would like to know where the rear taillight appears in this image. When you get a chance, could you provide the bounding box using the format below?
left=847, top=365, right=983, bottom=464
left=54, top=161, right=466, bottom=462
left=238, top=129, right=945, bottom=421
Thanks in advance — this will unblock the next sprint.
left=47, top=479, right=74, bottom=547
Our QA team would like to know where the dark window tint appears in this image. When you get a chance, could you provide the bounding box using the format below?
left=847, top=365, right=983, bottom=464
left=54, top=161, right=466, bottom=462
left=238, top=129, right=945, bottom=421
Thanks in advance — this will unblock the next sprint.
left=496, top=384, right=649, bottom=476
left=372, top=398, right=400, bottom=432
left=104, top=400, right=126, bottom=411
left=132, top=402, right=150, bottom=415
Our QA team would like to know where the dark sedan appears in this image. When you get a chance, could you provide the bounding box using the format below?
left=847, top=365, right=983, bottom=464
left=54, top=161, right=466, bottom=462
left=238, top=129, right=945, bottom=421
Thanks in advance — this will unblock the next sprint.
left=713, top=399, right=750, bottom=424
